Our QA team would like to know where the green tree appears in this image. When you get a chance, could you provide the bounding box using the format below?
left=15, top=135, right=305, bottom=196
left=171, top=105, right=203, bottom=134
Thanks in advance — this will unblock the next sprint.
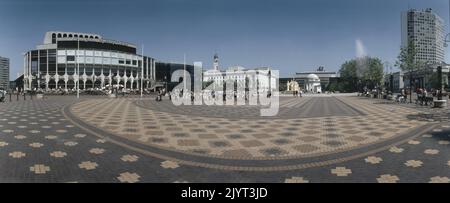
left=361, top=57, right=384, bottom=90
left=202, top=80, right=214, bottom=89
left=339, top=57, right=383, bottom=92
left=339, top=60, right=358, bottom=92
left=395, top=40, right=423, bottom=103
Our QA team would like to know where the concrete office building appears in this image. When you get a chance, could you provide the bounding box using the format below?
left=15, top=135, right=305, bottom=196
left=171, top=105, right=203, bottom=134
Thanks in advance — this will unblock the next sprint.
left=401, top=9, right=448, bottom=90
left=401, top=8, right=445, bottom=64
left=0, top=56, right=9, bottom=90
left=23, top=31, right=158, bottom=91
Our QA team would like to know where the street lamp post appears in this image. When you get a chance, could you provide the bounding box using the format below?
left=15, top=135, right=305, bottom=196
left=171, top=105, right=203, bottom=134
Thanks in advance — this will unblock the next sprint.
left=164, top=75, right=167, bottom=93
left=76, top=38, right=80, bottom=99
left=141, top=45, right=144, bottom=98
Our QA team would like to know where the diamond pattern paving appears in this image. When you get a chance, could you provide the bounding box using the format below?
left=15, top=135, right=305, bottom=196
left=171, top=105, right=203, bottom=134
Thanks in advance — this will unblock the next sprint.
left=0, top=96, right=449, bottom=182
left=70, top=96, right=426, bottom=159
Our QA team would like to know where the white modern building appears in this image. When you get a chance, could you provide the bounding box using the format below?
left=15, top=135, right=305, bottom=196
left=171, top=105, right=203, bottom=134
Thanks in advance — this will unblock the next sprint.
left=304, top=74, right=322, bottom=93
left=400, top=9, right=449, bottom=90
left=293, top=67, right=339, bottom=92
left=23, top=31, right=156, bottom=91
left=202, top=54, right=276, bottom=92
left=401, top=8, right=445, bottom=64
left=0, top=56, right=9, bottom=90
left=384, top=71, right=405, bottom=93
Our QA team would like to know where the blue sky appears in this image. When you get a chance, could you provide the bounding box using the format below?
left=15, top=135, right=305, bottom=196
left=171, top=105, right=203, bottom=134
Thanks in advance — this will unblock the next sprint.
left=0, top=0, right=449, bottom=79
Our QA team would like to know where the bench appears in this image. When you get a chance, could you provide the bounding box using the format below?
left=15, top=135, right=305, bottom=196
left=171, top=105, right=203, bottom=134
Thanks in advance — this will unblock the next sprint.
left=434, top=100, right=447, bottom=108
left=415, top=96, right=434, bottom=106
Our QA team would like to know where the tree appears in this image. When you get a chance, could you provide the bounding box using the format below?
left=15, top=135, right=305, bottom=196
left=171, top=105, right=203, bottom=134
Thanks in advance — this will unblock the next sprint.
left=338, top=57, right=384, bottom=93
left=202, top=80, right=214, bottom=89
left=361, top=57, right=384, bottom=90
left=339, top=60, right=358, bottom=92
left=395, top=40, right=423, bottom=103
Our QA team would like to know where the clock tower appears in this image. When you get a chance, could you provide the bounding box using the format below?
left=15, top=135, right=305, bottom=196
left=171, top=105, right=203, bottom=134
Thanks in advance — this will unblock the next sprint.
left=213, top=53, right=219, bottom=71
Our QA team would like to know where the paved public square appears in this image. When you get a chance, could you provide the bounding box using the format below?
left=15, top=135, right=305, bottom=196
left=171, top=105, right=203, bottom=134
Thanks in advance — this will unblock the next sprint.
left=0, top=95, right=449, bottom=183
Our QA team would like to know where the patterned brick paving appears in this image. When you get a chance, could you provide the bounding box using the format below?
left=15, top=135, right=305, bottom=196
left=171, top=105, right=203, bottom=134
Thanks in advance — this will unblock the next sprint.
left=0, top=96, right=449, bottom=182
left=70, top=96, right=427, bottom=159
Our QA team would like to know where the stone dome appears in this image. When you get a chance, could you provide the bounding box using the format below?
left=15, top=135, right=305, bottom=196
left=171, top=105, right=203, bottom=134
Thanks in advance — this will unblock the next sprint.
left=307, top=74, right=320, bottom=81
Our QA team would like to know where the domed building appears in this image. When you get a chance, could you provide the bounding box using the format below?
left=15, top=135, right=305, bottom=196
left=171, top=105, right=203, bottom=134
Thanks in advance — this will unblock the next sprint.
left=306, top=74, right=321, bottom=93
left=292, top=66, right=339, bottom=93
left=22, top=31, right=198, bottom=92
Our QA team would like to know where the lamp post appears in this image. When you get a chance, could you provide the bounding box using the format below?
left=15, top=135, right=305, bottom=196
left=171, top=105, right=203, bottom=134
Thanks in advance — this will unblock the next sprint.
left=183, top=54, right=186, bottom=91
left=77, top=38, right=80, bottom=99
left=164, top=75, right=167, bottom=93
left=141, top=45, right=144, bottom=98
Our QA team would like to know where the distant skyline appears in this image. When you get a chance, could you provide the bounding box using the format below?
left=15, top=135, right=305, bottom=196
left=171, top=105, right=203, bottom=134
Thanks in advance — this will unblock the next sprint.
left=0, top=0, right=449, bottom=79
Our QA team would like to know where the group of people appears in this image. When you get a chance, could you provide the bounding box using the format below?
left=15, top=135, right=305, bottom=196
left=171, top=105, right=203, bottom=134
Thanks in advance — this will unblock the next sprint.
left=292, top=90, right=303, bottom=97
left=155, top=88, right=167, bottom=101
left=415, top=88, right=430, bottom=105
left=0, top=89, right=6, bottom=103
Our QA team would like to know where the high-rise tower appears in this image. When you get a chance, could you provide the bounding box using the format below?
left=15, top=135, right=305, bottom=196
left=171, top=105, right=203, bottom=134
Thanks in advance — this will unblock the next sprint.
left=0, top=56, right=9, bottom=90
left=401, top=8, right=445, bottom=64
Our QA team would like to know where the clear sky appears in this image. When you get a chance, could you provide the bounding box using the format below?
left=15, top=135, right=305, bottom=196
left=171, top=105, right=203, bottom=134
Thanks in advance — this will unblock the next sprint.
left=0, top=0, right=449, bottom=79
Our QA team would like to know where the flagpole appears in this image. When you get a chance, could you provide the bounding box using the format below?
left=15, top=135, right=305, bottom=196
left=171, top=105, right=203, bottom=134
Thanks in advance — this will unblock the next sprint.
left=77, top=37, right=80, bottom=99
left=184, top=54, right=186, bottom=90
left=141, top=45, right=144, bottom=98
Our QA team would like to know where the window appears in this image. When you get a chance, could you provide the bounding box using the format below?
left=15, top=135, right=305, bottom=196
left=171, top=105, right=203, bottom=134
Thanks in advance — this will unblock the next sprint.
left=66, top=56, right=75, bottom=61
left=57, top=56, right=66, bottom=63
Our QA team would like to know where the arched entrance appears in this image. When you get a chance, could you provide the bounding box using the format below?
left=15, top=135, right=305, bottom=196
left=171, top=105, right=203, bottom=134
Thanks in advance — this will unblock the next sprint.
left=57, top=80, right=65, bottom=90
left=67, top=80, right=75, bottom=90
left=94, top=80, right=102, bottom=89
left=48, top=80, right=56, bottom=90
left=85, top=80, right=93, bottom=89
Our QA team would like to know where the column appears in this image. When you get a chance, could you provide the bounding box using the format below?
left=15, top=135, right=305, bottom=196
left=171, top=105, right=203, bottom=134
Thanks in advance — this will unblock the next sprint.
left=28, top=53, right=32, bottom=90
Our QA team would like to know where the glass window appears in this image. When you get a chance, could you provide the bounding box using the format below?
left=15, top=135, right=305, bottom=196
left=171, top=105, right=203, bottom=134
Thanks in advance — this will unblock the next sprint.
left=66, top=56, right=75, bottom=61
left=85, top=50, right=94, bottom=56
left=57, top=50, right=66, bottom=56
left=66, top=50, right=75, bottom=55
left=57, top=56, right=66, bottom=63
left=94, top=57, right=102, bottom=64
left=85, top=57, right=93, bottom=64
left=77, top=56, right=85, bottom=63
left=103, top=58, right=111, bottom=65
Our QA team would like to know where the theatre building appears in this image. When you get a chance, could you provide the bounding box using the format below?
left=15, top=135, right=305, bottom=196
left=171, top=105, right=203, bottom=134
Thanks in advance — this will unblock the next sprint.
left=23, top=31, right=196, bottom=91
